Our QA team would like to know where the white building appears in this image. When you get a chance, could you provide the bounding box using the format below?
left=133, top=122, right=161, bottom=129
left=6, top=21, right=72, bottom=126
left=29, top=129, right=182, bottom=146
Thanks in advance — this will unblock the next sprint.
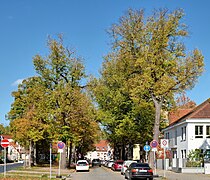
left=85, top=140, right=113, bottom=161
left=0, top=135, right=22, bottom=161
left=162, top=99, right=210, bottom=168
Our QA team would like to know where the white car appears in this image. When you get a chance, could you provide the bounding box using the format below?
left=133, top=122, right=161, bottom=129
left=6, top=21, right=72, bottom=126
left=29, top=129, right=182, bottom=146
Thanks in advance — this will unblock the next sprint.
left=107, top=160, right=114, bottom=168
left=121, top=160, right=137, bottom=175
left=76, top=160, right=89, bottom=172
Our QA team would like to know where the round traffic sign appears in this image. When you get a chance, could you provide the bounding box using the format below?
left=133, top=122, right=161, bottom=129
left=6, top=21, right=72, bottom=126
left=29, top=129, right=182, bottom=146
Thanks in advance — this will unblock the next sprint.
left=150, top=140, right=158, bottom=148
left=1, top=139, right=9, bottom=148
left=143, top=145, right=151, bottom=152
left=57, top=141, right=65, bottom=149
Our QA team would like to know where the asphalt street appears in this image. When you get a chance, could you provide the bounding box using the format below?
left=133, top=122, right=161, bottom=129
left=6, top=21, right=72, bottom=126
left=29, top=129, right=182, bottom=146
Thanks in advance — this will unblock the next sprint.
left=0, top=162, right=23, bottom=173
left=71, top=166, right=210, bottom=180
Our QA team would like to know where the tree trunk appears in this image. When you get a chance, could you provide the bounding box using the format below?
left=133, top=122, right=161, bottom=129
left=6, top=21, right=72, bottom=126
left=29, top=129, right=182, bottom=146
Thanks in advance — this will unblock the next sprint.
left=68, top=142, right=73, bottom=167
left=29, top=140, right=32, bottom=168
left=33, top=142, right=37, bottom=166
left=61, top=141, right=67, bottom=169
left=149, top=96, right=163, bottom=168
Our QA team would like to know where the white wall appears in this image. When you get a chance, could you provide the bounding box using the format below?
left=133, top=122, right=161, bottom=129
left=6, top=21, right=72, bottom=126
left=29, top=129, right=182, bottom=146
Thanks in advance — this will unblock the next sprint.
left=187, top=122, right=210, bottom=151
left=85, top=151, right=110, bottom=161
left=164, top=118, right=210, bottom=161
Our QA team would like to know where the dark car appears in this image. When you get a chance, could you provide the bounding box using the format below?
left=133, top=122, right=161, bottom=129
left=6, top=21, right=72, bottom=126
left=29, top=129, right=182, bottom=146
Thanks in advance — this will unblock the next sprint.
left=92, top=159, right=101, bottom=167
left=111, top=160, right=124, bottom=171
left=125, top=162, right=153, bottom=180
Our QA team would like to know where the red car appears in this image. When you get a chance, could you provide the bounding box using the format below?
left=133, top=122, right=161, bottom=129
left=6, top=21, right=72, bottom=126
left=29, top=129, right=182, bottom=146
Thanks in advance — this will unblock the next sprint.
left=111, top=160, right=124, bottom=171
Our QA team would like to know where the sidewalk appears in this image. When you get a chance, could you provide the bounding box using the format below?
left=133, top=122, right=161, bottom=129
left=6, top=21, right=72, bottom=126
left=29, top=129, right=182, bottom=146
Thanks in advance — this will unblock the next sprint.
left=155, top=169, right=210, bottom=180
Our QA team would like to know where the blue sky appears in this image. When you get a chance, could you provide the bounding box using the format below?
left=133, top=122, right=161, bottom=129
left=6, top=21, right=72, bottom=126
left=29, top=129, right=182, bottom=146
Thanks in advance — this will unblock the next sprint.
left=1, top=0, right=210, bottom=126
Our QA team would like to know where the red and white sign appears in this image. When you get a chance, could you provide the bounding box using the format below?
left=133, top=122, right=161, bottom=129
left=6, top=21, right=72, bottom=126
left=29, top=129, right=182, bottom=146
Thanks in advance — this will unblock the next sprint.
left=57, top=141, right=65, bottom=149
left=1, top=139, right=9, bottom=148
left=150, top=140, right=159, bottom=148
left=57, top=141, right=65, bottom=153
left=161, top=139, right=168, bottom=148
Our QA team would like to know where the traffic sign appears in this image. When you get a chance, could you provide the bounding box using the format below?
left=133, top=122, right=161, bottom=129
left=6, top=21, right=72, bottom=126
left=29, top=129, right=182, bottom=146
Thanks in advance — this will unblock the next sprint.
left=1, top=139, right=9, bottom=148
left=161, top=139, right=169, bottom=148
left=57, top=141, right=65, bottom=149
left=143, top=145, right=151, bottom=152
left=150, top=140, right=158, bottom=148
left=152, top=148, right=157, bottom=151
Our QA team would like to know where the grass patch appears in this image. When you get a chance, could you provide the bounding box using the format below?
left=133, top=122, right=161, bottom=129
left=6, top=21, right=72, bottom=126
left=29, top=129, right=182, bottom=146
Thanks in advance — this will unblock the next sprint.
left=0, top=165, right=72, bottom=179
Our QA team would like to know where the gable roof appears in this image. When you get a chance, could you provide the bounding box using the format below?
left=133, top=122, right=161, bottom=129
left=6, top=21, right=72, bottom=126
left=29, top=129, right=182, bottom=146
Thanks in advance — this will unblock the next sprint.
left=0, top=134, right=12, bottom=139
left=94, top=140, right=109, bottom=151
left=168, top=98, right=210, bottom=127
left=169, top=109, right=192, bottom=125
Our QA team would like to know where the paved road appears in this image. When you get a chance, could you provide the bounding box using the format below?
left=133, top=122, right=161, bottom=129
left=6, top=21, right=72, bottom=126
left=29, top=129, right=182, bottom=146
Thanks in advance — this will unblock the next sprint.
left=71, top=166, right=125, bottom=180
left=1, top=164, right=210, bottom=180
left=71, top=166, right=210, bottom=180
left=0, top=162, right=23, bottom=173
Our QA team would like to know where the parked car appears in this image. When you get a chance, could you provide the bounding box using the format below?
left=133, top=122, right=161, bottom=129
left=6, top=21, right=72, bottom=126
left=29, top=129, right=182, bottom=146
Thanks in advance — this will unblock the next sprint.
left=125, top=162, right=153, bottom=180
left=107, top=160, right=114, bottom=168
left=76, top=160, right=89, bottom=172
left=121, top=160, right=137, bottom=175
left=104, top=160, right=110, bottom=167
left=111, top=160, right=124, bottom=171
left=92, top=158, right=101, bottom=167
left=101, top=160, right=106, bottom=165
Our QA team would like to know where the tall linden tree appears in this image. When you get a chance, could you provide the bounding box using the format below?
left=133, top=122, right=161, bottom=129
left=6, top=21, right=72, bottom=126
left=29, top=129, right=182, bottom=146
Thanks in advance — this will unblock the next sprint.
left=9, top=35, right=100, bottom=168
left=109, top=8, right=204, bottom=165
left=33, top=35, right=100, bottom=168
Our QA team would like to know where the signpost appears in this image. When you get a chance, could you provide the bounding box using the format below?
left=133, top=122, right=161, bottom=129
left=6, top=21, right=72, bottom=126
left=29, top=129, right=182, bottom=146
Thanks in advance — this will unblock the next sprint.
left=161, top=139, right=169, bottom=178
left=143, top=144, right=151, bottom=163
left=50, top=143, right=52, bottom=179
left=1, top=139, right=9, bottom=177
left=57, top=141, right=65, bottom=178
left=150, top=140, right=158, bottom=175
left=150, top=140, right=158, bottom=148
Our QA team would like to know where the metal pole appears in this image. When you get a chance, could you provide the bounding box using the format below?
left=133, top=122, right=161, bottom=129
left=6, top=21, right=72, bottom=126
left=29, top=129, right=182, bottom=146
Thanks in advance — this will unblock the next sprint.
left=50, top=144, right=52, bottom=179
left=4, top=147, right=6, bottom=177
left=58, top=152, right=61, bottom=177
left=154, top=150, right=156, bottom=175
left=163, top=148, right=166, bottom=178
left=146, top=151, right=148, bottom=163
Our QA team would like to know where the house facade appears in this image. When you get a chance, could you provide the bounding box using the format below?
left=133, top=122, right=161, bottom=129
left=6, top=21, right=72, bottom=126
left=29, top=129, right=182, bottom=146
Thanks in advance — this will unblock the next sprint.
left=85, top=140, right=113, bottom=161
left=162, top=99, right=210, bottom=168
left=0, top=135, right=23, bottom=161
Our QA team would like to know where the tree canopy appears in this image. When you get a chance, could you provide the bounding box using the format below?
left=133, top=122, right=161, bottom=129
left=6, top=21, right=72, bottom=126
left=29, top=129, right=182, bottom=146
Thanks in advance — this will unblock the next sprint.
left=109, top=8, right=204, bottom=142
left=8, top=36, right=100, bottom=167
left=91, top=8, right=204, bottom=161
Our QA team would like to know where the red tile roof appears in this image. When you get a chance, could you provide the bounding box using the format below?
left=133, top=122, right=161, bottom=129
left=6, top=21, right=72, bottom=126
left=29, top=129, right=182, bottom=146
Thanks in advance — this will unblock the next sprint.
left=0, top=134, right=12, bottom=139
left=94, top=140, right=109, bottom=151
left=168, top=98, right=210, bottom=127
left=168, top=109, right=192, bottom=125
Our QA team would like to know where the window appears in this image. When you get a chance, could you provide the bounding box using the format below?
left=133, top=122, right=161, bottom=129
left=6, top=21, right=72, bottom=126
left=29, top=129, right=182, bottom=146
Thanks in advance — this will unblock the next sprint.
left=172, top=151, right=177, bottom=158
left=181, top=150, right=187, bottom=159
left=165, top=132, right=169, bottom=139
left=206, top=126, right=210, bottom=138
left=175, top=130, right=177, bottom=145
left=181, top=150, right=184, bottom=158
left=195, top=126, right=203, bottom=138
left=184, top=150, right=186, bottom=158
left=181, top=126, right=186, bottom=141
